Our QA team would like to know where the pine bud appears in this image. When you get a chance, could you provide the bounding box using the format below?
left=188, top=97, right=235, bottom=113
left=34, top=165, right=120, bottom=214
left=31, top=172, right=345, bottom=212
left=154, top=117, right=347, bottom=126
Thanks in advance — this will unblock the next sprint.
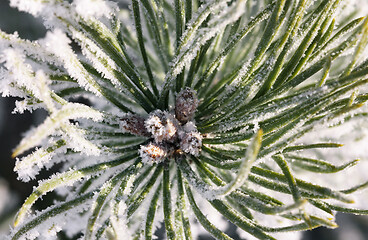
left=145, top=110, right=178, bottom=143
left=139, top=142, right=168, bottom=164
left=175, top=87, right=199, bottom=123
left=180, top=131, right=202, bottom=156
left=120, top=114, right=150, bottom=137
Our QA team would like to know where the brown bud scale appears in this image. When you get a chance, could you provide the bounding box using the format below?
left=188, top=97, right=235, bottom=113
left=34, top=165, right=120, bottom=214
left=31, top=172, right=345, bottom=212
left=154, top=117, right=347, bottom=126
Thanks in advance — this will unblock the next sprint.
left=175, top=87, right=199, bottom=124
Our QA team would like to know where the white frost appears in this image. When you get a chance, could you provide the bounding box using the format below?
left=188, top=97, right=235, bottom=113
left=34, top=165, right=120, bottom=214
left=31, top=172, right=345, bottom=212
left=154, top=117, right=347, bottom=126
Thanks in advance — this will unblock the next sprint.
left=10, top=0, right=47, bottom=16
left=41, top=29, right=102, bottom=96
left=73, top=0, right=115, bottom=19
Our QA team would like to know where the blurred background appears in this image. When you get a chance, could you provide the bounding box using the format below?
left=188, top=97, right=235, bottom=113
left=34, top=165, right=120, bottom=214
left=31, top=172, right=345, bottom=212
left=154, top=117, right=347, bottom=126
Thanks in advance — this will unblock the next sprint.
left=1, top=1, right=368, bottom=239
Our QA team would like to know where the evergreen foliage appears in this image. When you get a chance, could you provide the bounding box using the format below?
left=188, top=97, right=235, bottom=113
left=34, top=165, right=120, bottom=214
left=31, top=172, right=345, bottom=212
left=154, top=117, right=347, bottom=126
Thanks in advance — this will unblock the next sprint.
left=1, top=0, right=368, bottom=239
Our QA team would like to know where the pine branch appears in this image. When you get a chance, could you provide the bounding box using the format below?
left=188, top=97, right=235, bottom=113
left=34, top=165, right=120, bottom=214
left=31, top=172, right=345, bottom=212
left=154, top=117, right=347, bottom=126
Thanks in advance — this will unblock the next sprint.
left=2, top=0, right=368, bottom=239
